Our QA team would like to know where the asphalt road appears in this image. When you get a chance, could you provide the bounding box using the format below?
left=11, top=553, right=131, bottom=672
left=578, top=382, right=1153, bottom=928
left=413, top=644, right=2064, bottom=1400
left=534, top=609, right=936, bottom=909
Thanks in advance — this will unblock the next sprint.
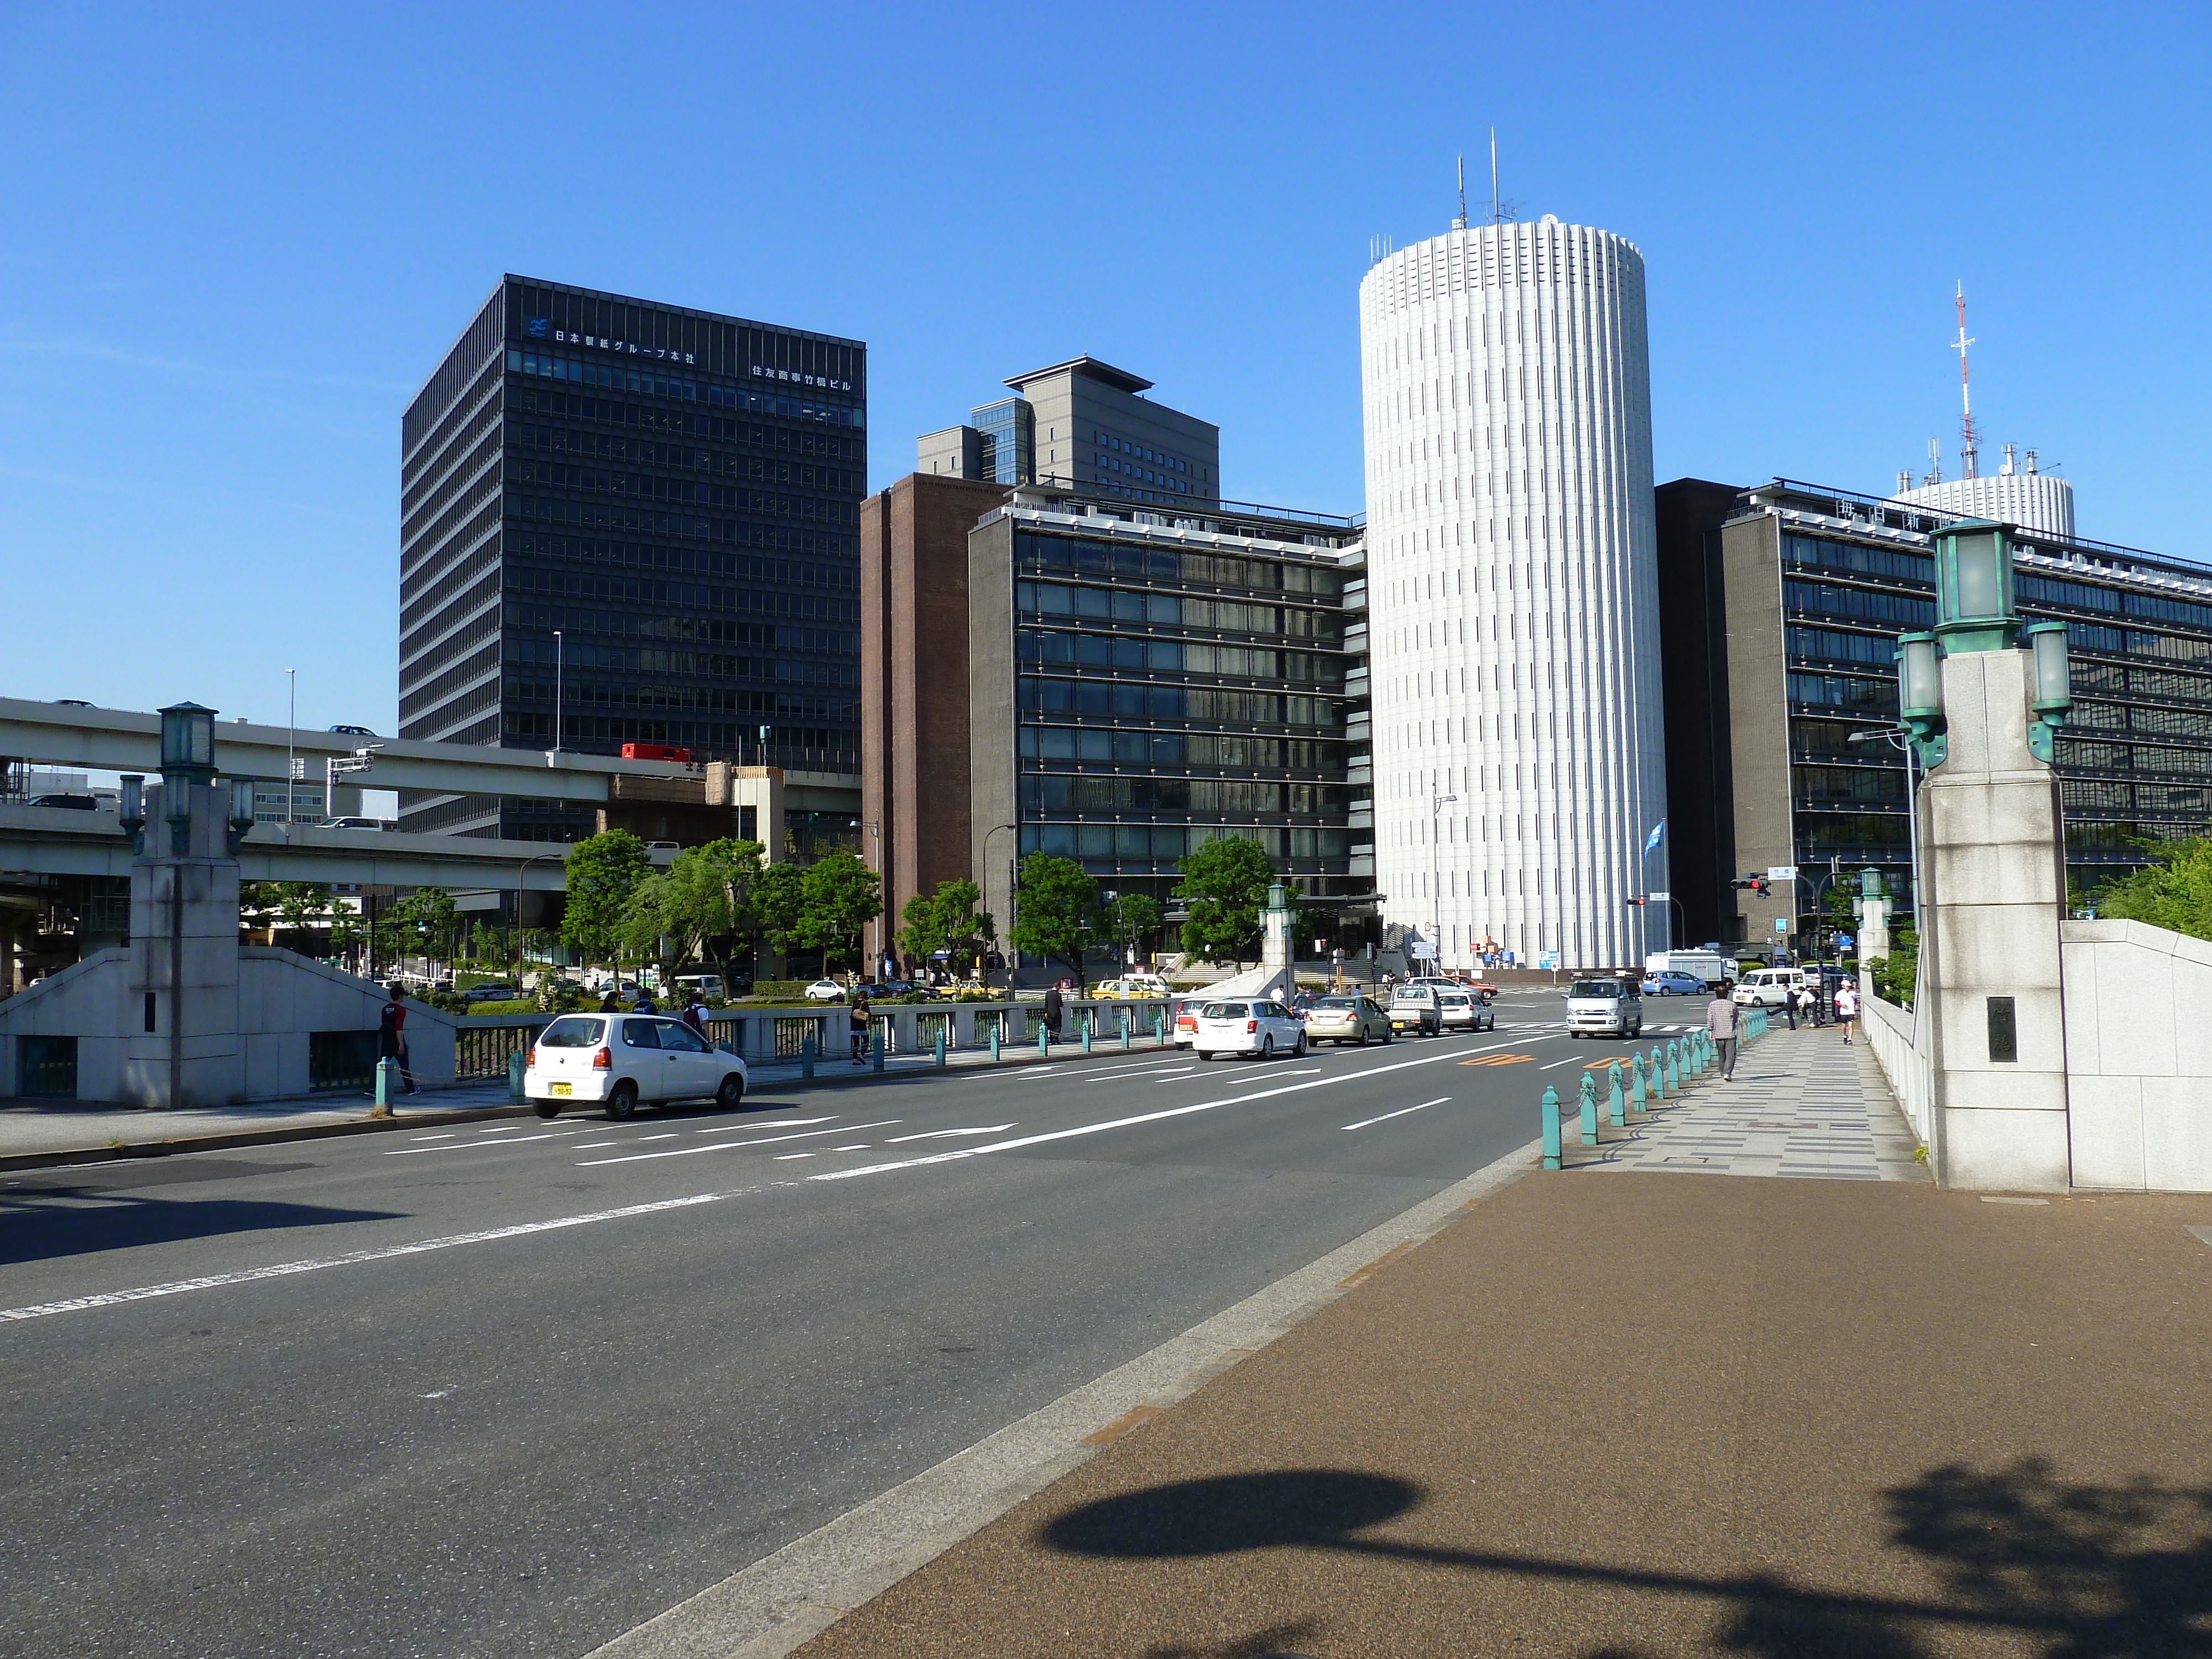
left=0, top=990, right=1710, bottom=1658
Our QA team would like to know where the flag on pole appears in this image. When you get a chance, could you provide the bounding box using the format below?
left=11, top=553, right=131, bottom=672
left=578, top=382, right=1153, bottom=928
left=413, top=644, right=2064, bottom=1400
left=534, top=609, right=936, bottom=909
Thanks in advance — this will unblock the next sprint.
left=1644, top=819, right=1666, bottom=854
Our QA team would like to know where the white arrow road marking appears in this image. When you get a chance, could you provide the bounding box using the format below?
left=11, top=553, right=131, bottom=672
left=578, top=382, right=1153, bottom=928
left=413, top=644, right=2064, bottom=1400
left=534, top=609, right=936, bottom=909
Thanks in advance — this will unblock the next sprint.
left=883, top=1125, right=1016, bottom=1143
left=811, top=1051, right=1487, bottom=1184
left=697, top=1117, right=836, bottom=1134
left=1342, top=1097, right=1451, bottom=1131
left=577, top=1120, right=900, bottom=1167
left=385, top=1129, right=586, bottom=1155
left=0, top=1187, right=765, bottom=1324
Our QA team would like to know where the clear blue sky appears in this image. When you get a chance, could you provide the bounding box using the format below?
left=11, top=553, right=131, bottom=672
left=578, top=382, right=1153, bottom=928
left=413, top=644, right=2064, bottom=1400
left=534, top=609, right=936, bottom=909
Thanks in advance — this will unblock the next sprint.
left=3, top=2, right=2207, bottom=733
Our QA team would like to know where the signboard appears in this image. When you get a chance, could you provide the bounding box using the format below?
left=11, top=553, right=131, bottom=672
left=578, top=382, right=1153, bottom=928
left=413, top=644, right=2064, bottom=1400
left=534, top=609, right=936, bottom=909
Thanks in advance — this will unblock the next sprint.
left=1647, top=889, right=1671, bottom=900
left=1407, top=941, right=1437, bottom=959
left=1834, top=932, right=1854, bottom=950
left=1538, top=951, right=1561, bottom=971
left=1773, top=918, right=1790, bottom=933
left=1768, top=865, right=1798, bottom=881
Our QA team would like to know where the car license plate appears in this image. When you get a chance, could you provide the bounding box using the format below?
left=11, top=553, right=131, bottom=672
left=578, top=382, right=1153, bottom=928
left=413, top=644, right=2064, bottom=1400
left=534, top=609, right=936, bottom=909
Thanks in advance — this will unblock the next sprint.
left=549, top=1082, right=572, bottom=1097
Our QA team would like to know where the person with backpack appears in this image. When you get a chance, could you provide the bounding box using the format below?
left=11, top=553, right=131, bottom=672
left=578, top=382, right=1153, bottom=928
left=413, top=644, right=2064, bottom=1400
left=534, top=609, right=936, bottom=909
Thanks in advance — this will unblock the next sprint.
left=680, top=998, right=709, bottom=1042
left=849, top=990, right=872, bottom=1064
left=377, top=983, right=416, bottom=1095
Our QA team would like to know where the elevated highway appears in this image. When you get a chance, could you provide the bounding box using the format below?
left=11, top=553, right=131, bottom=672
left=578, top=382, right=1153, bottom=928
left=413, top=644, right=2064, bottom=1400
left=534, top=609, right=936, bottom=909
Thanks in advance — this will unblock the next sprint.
left=0, top=696, right=693, bottom=804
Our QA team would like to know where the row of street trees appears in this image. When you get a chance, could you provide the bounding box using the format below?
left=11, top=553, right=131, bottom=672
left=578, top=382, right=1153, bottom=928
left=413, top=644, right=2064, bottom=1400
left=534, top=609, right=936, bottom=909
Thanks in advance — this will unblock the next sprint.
left=1009, top=834, right=1277, bottom=982
left=559, top=831, right=883, bottom=983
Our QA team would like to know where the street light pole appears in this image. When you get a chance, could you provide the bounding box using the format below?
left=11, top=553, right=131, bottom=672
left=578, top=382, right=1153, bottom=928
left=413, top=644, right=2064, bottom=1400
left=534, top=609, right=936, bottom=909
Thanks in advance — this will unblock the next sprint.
left=1430, top=791, right=1458, bottom=973
left=867, top=820, right=881, bottom=977
left=982, top=822, right=1018, bottom=988
left=285, top=667, right=296, bottom=829
left=1849, top=727, right=1920, bottom=930
left=552, top=630, right=564, bottom=754
left=517, top=850, right=560, bottom=988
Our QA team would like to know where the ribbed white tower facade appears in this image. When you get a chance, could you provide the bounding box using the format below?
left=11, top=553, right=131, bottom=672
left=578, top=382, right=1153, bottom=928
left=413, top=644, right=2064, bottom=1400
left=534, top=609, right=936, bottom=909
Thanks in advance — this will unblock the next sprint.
left=1359, top=216, right=1665, bottom=970
left=1888, top=471, right=2075, bottom=540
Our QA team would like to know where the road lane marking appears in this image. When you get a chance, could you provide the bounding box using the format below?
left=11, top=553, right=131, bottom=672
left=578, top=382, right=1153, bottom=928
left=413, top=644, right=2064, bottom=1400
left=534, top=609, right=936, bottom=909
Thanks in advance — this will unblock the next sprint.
left=477, top=1125, right=521, bottom=1135
left=1076, top=1060, right=1200, bottom=1080
left=883, top=1125, right=1016, bottom=1143
left=1342, top=1097, right=1450, bottom=1131
left=1091, top=1067, right=1193, bottom=1082
left=1538, top=1056, right=1586, bottom=1071
left=774, top=1153, right=815, bottom=1160
left=1458, top=1054, right=1536, bottom=1067
left=632, top=1133, right=678, bottom=1142
left=577, top=1119, right=900, bottom=1167
left=573, top=1141, right=617, bottom=1149
left=697, top=1117, right=835, bottom=1135
left=0, top=1187, right=766, bottom=1324
left=831, top=1145, right=872, bottom=1151
left=811, top=1047, right=1501, bottom=1183
left=408, top=1132, right=457, bottom=1141
left=384, top=1129, right=586, bottom=1155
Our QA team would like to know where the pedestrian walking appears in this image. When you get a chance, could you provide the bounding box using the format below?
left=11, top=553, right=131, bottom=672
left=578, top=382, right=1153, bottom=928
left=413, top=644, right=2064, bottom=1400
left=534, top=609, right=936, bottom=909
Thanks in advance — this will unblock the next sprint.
left=849, top=990, right=872, bottom=1063
left=599, top=989, right=622, bottom=1013
left=1042, top=983, right=1065, bottom=1044
left=1705, top=988, right=1740, bottom=1081
left=680, top=998, right=709, bottom=1042
left=1793, top=982, right=1815, bottom=1029
left=1836, top=979, right=1860, bottom=1044
left=377, top=982, right=417, bottom=1094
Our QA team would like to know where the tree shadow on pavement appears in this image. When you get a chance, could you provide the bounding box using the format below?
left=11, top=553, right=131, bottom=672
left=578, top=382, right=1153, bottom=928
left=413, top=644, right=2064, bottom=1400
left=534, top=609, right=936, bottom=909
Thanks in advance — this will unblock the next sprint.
left=1041, top=1461, right=2212, bottom=1657
left=1139, top=1623, right=1320, bottom=1659
left=0, top=1189, right=403, bottom=1265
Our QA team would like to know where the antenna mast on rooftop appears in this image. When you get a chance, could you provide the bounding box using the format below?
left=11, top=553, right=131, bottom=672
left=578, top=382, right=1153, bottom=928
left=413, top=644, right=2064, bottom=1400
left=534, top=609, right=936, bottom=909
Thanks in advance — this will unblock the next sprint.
left=1953, top=281, right=1980, bottom=480
left=1454, top=154, right=1469, bottom=231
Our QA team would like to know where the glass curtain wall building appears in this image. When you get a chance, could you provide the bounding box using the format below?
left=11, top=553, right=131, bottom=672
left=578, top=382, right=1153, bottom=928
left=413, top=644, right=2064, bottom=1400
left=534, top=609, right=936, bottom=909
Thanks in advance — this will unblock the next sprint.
left=965, top=490, right=1369, bottom=937
left=399, top=275, right=865, bottom=839
left=1658, top=478, right=2212, bottom=946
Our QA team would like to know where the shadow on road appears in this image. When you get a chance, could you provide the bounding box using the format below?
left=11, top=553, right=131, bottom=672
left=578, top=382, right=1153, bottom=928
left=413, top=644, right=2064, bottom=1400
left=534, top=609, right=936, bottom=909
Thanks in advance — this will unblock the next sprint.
left=1042, top=1459, right=2212, bottom=1657
left=0, top=1188, right=403, bottom=1265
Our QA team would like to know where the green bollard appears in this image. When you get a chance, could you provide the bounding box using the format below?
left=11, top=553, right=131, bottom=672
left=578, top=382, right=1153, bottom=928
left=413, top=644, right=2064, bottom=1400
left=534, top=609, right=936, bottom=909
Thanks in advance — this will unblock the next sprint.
left=1665, top=1041, right=1679, bottom=1093
left=1631, top=1053, right=1647, bottom=1111
left=1120, top=1009, right=1130, bottom=1050
left=1541, top=1084, right=1563, bottom=1170
left=934, top=1028, right=947, bottom=1070
left=507, top=1048, right=526, bottom=1104
left=1608, top=1062, right=1626, bottom=1128
left=1579, top=1074, right=1600, bottom=1143
left=373, top=1057, right=398, bottom=1116
left=802, top=1032, right=816, bottom=1078
left=1082, top=1015, right=1093, bottom=1054
left=1038, top=1021, right=1050, bottom=1055
left=1649, top=1045, right=1666, bottom=1100
left=871, top=1017, right=885, bottom=1072
left=990, top=1017, right=1001, bottom=1063
left=1155, top=1009, right=1167, bottom=1045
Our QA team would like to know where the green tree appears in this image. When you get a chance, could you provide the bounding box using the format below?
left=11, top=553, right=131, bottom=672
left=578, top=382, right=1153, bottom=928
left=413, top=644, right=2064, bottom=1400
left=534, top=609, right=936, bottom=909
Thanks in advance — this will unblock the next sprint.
left=561, top=831, right=654, bottom=968
left=798, top=849, right=881, bottom=973
left=1105, top=892, right=1162, bottom=963
left=754, top=861, right=806, bottom=959
left=1012, top=854, right=1098, bottom=982
left=896, top=878, right=997, bottom=974
left=619, top=838, right=771, bottom=977
left=1174, top=836, right=1274, bottom=966
left=2087, top=836, right=2212, bottom=941
left=394, top=887, right=461, bottom=978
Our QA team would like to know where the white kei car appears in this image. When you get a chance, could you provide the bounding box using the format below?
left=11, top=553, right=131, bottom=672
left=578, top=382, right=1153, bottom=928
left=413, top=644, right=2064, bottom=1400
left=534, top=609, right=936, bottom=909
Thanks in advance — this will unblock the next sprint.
left=526, top=1013, right=749, bottom=1120
left=1193, top=998, right=1308, bottom=1061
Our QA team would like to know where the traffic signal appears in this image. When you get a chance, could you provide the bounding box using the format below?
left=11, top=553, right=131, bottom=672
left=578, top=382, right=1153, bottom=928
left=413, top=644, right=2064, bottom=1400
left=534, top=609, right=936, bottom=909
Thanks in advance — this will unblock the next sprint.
left=1729, top=873, right=1771, bottom=896
left=1623, top=896, right=1648, bottom=907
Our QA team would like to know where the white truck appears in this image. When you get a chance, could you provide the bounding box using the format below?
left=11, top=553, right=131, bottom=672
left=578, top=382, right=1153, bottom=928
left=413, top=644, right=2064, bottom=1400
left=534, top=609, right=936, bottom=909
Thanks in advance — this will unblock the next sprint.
left=1642, top=950, right=1739, bottom=989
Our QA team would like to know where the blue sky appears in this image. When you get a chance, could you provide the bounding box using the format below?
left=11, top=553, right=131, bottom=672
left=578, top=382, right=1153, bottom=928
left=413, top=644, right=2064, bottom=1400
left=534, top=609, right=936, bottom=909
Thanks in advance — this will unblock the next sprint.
left=3, top=1, right=2207, bottom=733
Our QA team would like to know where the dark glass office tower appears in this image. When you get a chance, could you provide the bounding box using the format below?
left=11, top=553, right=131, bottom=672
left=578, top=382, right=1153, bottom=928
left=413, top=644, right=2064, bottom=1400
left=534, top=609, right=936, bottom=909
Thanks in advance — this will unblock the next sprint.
left=399, top=275, right=866, bottom=839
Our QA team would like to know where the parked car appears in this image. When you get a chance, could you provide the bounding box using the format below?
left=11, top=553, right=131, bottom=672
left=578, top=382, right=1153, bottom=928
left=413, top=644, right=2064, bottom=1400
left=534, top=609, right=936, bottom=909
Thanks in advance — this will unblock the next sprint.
left=327, top=724, right=377, bottom=737
left=525, top=1012, right=749, bottom=1119
left=462, top=983, right=519, bottom=1005
left=1387, top=984, right=1443, bottom=1036
left=804, top=978, right=848, bottom=1001
left=1436, top=989, right=1496, bottom=1032
left=1731, top=967, right=1803, bottom=1008
left=1091, top=974, right=1168, bottom=999
left=1301, top=994, right=1394, bottom=1046
left=26, top=793, right=99, bottom=810
left=1640, top=969, right=1708, bottom=997
left=1564, top=977, right=1644, bottom=1039
left=1192, top=998, right=1307, bottom=1061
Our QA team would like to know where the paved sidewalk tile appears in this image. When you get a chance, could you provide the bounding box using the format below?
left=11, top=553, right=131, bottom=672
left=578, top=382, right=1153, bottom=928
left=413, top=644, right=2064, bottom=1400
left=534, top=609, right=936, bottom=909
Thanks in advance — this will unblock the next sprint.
left=1583, top=1025, right=1928, bottom=1182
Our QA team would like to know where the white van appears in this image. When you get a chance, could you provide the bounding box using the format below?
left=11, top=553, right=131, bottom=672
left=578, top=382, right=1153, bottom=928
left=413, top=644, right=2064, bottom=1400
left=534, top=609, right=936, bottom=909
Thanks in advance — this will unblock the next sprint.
left=1731, top=967, right=1804, bottom=1008
left=1642, top=950, right=1738, bottom=988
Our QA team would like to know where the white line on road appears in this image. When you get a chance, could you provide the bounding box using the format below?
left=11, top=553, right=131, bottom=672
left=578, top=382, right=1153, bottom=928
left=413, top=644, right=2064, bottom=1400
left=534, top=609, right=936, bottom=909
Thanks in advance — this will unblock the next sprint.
left=1342, top=1097, right=1451, bottom=1131
left=773, top=1153, right=814, bottom=1160
left=632, top=1133, right=678, bottom=1142
left=384, top=1130, right=586, bottom=1155
left=1076, top=1059, right=1200, bottom=1081
left=696, top=1117, right=835, bottom=1135
left=408, top=1132, right=456, bottom=1141
left=1090, top=1066, right=1193, bottom=1082
left=882, top=1125, right=1016, bottom=1144
left=0, top=1187, right=765, bottom=1324
left=477, top=1125, right=522, bottom=1135
left=573, top=1141, right=617, bottom=1149
left=1538, top=1056, right=1585, bottom=1071
left=577, top=1119, right=900, bottom=1167
left=831, top=1145, right=872, bottom=1151
left=810, top=1048, right=1494, bottom=1183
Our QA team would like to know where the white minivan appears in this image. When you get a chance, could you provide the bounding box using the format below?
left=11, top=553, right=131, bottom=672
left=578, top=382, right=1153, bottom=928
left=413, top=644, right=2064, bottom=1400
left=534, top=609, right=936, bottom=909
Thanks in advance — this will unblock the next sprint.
left=1732, top=967, right=1804, bottom=1008
left=525, top=1013, right=749, bottom=1119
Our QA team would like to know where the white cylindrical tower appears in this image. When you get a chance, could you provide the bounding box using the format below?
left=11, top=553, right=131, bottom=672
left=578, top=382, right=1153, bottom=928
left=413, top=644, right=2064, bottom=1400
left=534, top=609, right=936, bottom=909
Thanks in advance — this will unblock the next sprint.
left=1888, top=471, right=2075, bottom=540
left=1359, top=215, right=1665, bottom=972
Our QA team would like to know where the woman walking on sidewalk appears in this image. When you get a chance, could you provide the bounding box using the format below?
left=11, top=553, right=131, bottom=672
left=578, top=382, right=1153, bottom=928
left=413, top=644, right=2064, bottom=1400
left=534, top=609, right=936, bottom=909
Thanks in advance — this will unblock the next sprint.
left=849, top=991, right=873, bottom=1064
left=1705, top=989, right=1739, bottom=1081
left=1836, top=979, right=1860, bottom=1044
